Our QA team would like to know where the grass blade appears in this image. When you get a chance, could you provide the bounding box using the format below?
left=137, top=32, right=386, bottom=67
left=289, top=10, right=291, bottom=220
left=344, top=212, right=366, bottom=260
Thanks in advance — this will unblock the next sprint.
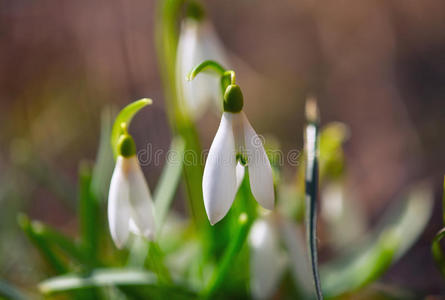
left=321, top=182, right=433, bottom=298
left=202, top=213, right=251, bottom=299
left=18, top=214, right=68, bottom=274
left=432, top=228, right=445, bottom=278
left=305, top=98, right=323, bottom=300
left=78, top=162, right=99, bottom=265
left=38, top=269, right=157, bottom=295
left=91, top=107, right=115, bottom=202
left=154, top=136, right=185, bottom=234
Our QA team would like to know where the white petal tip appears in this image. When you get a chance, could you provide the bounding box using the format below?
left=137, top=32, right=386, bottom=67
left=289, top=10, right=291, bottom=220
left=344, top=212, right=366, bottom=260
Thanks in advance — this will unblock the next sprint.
left=113, top=239, right=125, bottom=250
left=143, top=230, right=156, bottom=241
left=261, top=200, right=275, bottom=211
left=208, top=213, right=224, bottom=226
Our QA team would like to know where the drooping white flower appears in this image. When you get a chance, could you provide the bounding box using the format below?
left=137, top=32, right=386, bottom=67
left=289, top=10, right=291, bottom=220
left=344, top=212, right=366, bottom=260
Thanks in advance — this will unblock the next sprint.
left=203, top=109, right=274, bottom=224
left=108, top=135, right=156, bottom=249
left=176, top=17, right=228, bottom=119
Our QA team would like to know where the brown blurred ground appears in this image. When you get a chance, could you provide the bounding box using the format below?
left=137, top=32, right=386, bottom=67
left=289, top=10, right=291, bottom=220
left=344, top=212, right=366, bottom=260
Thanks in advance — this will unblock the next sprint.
left=1, top=0, right=445, bottom=295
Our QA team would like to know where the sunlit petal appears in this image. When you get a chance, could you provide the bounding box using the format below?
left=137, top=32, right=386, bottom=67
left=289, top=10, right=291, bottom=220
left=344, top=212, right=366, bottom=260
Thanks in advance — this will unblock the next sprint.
left=242, top=113, right=274, bottom=209
left=108, top=157, right=131, bottom=249
left=126, top=156, right=156, bottom=240
left=203, top=112, right=237, bottom=225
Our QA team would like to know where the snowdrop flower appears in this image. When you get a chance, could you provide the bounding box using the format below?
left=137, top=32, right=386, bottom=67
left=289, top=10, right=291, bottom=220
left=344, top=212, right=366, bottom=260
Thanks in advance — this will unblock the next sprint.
left=108, top=128, right=156, bottom=249
left=190, top=63, right=274, bottom=224
left=176, top=2, right=228, bottom=119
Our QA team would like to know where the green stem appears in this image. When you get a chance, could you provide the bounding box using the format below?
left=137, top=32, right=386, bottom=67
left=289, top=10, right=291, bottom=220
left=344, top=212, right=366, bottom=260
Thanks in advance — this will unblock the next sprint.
left=305, top=115, right=323, bottom=298
left=145, top=241, right=173, bottom=284
left=155, top=0, right=210, bottom=231
left=201, top=213, right=251, bottom=299
left=187, top=60, right=226, bottom=81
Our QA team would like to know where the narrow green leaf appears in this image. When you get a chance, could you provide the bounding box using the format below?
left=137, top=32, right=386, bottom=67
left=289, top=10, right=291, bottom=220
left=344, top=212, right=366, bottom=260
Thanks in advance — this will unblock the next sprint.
left=111, top=98, right=152, bottom=159
left=145, top=242, right=173, bottom=284
left=0, top=280, right=27, bottom=300
left=78, top=162, right=99, bottom=264
left=321, top=183, right=433, bottom=298
left=91, top=107, right=115, bottom=202
left=18, top=214, right=68, bottom=274
left=35, top=222, right=92, bottom=266
left=38, top=269, right=157, bottom=295
left=154, top=136, right=185, bottom=234
left=304, top=98, right=323, bottom=300
left=432, top=228, right=445, bottom=278
left=202, top=213, right=251, bottom=299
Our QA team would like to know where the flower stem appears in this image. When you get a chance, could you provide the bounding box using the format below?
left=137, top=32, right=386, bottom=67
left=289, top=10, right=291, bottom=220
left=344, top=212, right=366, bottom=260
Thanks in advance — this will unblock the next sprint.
left=155, top=0, right=210, bottom=232
left=305, top=98, right=323, bottom=300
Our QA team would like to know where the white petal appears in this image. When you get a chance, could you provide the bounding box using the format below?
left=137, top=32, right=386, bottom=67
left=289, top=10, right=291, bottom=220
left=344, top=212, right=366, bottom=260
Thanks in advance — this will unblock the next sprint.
left=249, top=219, right=286, bottom=299
left=127, top=156, right=156, bottom=240
left=203, top=112, right=237, bottom=225
left=242, top=113, right=275, bottom=209
left=235, top=162, right=245, bottom=191
left=108, top=157, right=131, bottom=249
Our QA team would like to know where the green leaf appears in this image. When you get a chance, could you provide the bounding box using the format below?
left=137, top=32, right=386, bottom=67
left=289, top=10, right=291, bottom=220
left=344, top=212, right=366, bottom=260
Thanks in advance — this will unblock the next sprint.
left=202, top=213, right=251, bottom=299
left=321, top=183, right=433, bottom=298
left=154, top=136, right=185, bottom=234
left=91, top=107, right=115, bottom=202
left=78, top=162, right=99, bottom=265
left=0, top=280, right=27, bottom=300
left=111, top=98, right=152, bottom=159
left=18, top=214, right=68, bottom=274
left=432, top=228, right=445, bottom=278
left=38, top=269, right=157, bottom=295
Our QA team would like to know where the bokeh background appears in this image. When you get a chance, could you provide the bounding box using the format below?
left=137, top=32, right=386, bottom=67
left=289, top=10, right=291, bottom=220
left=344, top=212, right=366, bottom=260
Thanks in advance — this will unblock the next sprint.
left=1, top=0, right=445, bottom=296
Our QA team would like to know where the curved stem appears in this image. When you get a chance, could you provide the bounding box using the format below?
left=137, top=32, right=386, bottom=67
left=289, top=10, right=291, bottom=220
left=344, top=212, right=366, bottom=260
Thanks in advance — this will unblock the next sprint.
left=187, top=60, right=226, bottom=81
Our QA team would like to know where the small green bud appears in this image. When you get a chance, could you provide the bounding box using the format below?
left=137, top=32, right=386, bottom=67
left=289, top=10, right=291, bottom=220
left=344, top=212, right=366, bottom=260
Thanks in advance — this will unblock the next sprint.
left=117, top=134, right=136, bottom=157
left=223, top=84, right=243, bottom=113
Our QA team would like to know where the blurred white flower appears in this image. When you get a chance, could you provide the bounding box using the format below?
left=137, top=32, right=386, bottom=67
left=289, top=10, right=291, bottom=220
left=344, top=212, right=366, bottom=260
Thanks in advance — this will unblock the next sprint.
left=249, top=218, right=286, bottom=300
left=203, top=111, right=274, bottom=225
left=108, top=148, right=156, bottom=249
left=176, top=18, right=228, bottom=119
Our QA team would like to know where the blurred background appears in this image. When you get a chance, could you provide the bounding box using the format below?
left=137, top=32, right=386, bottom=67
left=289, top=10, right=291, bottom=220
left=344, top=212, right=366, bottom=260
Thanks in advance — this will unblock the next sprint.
left=1, top=0, right=445, bottom=296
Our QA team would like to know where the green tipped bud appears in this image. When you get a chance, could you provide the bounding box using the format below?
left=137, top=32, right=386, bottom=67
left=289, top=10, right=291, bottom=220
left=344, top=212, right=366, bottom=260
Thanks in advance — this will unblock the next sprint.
left=223, top=84, right=243, bottom=113
left=117, top=134, right=136, bottom=157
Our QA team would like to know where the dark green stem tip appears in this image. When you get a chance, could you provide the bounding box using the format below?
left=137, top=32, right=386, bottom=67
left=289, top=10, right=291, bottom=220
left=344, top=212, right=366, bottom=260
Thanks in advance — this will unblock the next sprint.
left=186, top=1, right=205, bottom=21
left=223, top=84, right=243, bottom=113
left=118, top=134, right=136, bottom=157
